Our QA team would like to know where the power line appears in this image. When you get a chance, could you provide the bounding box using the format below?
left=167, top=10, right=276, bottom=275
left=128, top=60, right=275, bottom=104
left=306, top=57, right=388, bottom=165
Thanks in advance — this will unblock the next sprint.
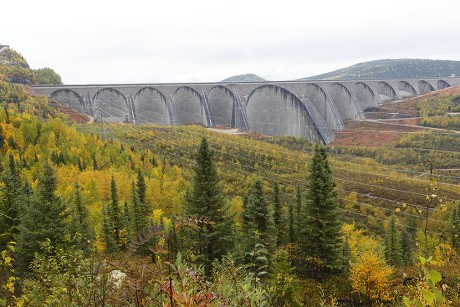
left=95, top=102, right=460, bottom=206
left=90, top=111, right=454, bottom=224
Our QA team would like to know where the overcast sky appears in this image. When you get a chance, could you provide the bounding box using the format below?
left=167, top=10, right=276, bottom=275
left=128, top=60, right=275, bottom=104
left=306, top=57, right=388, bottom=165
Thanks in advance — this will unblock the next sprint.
left=3, top=0, right=460, bottom=84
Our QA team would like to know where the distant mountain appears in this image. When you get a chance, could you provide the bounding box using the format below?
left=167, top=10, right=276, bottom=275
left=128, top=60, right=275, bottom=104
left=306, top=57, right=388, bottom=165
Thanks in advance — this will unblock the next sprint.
left=302, top=59, right=460, bottom=80
left=221, top=73, right=266, bottom=82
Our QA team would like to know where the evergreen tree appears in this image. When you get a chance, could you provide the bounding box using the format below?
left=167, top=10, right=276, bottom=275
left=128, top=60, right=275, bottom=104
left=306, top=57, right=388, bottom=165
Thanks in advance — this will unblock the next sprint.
left=298, top=145, right=342, bottom=276
left=132, top=171, right=149, bottom=234
left=0, top=154, right=22, bottom=248
left=405, top=208, right=419, bottom=241
left=402, top=208, right=418, bottom=263
left=401, top=229, right=414, bottom=266
left=122, top=200, right=131, bottom=240
left=244, top=179, right=276, bottom=257
left=341, top=235, right=351, bottom=273
left=294, top=185, right=302, bottom=243
left=384, top=215, right=402, bottom=266
left=16, top=161, right=69, bottom=272
left=273, top=181, right=286, bottom=247
left=182, top=137, right=234, bottom=276
left=288, top=197, right=295, bottom=244
left=137, top=169, right=146, bottom=206
left=69, top=182, right=94, bottom=253
left=102, top=205, right=117, bottom=253
left=269, top=248, right=302, bottom=306
left=451, top=203, right=460, bottom=252
left=109, top=175, right=122, bottom=246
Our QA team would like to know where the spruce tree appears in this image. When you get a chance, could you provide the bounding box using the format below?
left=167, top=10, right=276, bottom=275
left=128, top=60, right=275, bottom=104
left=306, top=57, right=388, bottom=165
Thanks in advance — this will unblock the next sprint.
left=384, top=215, right=402, bottom=266
left=132, top=171, right=149, bottom=234
left=244, top=179, right=276, bottom=257
left=182, top=137, right=234, bottom=276
left=69, top=182, right=94, bottom=253
left=102, top=205, right=118, bottom=253
left=400, top=229, right=414, bottom=266
left=0, top=154, right=22, bottom=248
left=405, top=208, right=419, bottom=241
left=109, top=175, right=122, bottom=246
left=294, top=185, right=302, bottom=243
left=16, top=161, right=69, bottom=272
left=341, top=236, right=351, bottom=273
left=273, top=181, right=286, bottom=247
left=131, top=180, right=140, bottom=233
left=288, top=197, right=295, bottom=244
left=122, top=200, right=131, bottom=240
left=298, top=145, right=342, bottom=276
left=451, top=203, right=460, bottom=252
left=402, top=208, right=418, bottom=263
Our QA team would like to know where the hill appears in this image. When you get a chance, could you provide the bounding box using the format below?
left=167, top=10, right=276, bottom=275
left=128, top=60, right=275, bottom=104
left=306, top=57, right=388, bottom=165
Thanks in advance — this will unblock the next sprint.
left=303, top=59, right=460, bottom=80
left=0, top=47, right=34, bottom=84
left=220, top=73, right=266, bottom=82
left=0, top=45, right=62, bottom=85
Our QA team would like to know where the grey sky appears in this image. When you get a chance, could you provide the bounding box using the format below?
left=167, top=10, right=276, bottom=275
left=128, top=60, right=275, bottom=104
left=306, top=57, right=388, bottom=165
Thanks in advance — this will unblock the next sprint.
left=3, top=0, right=460, bottom=84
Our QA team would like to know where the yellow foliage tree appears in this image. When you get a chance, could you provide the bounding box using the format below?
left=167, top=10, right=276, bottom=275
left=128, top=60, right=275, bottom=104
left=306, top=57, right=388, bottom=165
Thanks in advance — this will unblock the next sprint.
left=350, top=250, right=394, bottom=304
left=343, top=223, right=394, bottom=304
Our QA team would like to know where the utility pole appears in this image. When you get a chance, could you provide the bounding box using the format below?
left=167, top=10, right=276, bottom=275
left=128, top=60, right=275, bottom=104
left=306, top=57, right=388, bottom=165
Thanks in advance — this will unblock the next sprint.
left=423, top=162, right=438, bottom=259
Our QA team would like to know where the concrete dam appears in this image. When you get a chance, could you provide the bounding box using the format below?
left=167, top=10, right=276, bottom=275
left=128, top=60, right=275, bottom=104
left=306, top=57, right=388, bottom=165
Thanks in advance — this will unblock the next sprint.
left=32, top=77, right=460, bottom=144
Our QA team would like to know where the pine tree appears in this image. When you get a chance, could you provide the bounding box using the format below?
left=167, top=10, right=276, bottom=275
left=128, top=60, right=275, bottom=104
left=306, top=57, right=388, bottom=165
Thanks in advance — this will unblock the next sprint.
left=273, top=182, right=286, bottom=247
left=298, top=145, right=342, bottom=276
left=69, top=182, right=94, bottom=253
left=109, top=175, right=122, bottom=246
left=16, top=161, right=69, bottom=272
left=244, top=179, right=276, bottom=257
left=384, top=215, right=402, bottom=266
left=0, top=154, right=22, bottom=248
left=182, top=137, right=234, bottom=276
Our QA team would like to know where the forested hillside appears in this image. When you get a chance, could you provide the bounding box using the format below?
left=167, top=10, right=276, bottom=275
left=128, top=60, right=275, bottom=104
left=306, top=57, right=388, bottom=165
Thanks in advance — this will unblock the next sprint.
left=0, top=47, right=62, bottom=85
left=0, top=48, right=460, bottom=306
left=303, top=59, right=460, bottom=80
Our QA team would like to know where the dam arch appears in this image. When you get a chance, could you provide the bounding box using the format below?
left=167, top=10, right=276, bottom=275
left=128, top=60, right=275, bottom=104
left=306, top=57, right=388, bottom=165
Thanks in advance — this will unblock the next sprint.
left=328, top=83, right=361, bottom=120
left=133, top=87, right=170, bottom=125
left=207, top=85, right=236, bottom=127
left=377, top=81, right=398, bottom=101
left=246, top=85, right=322, bottom=141
left=418, top=80, right=435, bottom=93
left=171, top=86, right=207, bottom=125
left=50, top=89, right=87, bottom=114
left=93, top=88, right=131, bottom=122
left=353, top=82, right=378, bottom=110
left=304, top=83, right=342, bottom=130
left=398, top=81, right=417, bottom=97
left=437, top=80, right=450, bottom=90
